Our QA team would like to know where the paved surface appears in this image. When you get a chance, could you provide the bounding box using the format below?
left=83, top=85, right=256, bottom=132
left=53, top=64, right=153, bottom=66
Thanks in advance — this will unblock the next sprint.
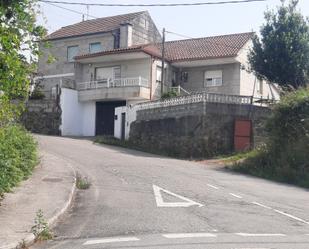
left=0, top=149, right=76, bottom=249
left=32, top=135, right=309, bottom=249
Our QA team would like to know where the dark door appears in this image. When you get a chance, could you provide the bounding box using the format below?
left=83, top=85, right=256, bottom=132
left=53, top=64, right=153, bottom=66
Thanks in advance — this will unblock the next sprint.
left=121, top=112, right=126, bottom=140
left=96, top=101, right=126, bottom=136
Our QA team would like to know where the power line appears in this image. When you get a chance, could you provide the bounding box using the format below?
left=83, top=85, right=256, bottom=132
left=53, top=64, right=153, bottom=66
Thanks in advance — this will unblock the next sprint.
left=165, top=30, right=194, bottom=39
left=43, top=2, right=98, bottom=19
left=39, top=0, right=267, bottom=7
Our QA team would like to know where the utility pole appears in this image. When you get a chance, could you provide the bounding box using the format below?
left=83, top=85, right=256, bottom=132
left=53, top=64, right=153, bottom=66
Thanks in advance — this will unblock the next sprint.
left=160, top=28, right=165, bottom=96
left=86, top=4, right=89, bottom=20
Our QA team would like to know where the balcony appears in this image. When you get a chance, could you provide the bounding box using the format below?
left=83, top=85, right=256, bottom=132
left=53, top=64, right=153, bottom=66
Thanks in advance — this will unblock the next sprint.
left=77, top=77, right=151, bottom=102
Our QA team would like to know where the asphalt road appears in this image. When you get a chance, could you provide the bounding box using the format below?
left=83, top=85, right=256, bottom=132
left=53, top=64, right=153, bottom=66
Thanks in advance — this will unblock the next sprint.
left=33, top=135, right=309, bottom=249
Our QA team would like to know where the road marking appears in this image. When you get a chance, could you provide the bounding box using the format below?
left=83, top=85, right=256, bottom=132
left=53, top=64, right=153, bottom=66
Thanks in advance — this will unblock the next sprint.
left=153, top=185, right=204, bottom=207
left=162, top=233, right=217, bottom=239
left=229, top=193, right=243, bottom=199
left=251, top=201, right=272, bottom=209
left=231, top=248, right=271, bottom=249
left=207, top=184, right=219, bottom=189
left=252, top=201, right=309, bottom=225
left=236, top=233, right=286, bottom=237
left=273, top=209, right=309, bottom=225
left=83, top=237, right=139, bottom=245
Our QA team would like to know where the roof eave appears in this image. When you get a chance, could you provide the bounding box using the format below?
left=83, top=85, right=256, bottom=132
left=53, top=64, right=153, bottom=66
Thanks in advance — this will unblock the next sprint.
left=45, top=29, right=116, bottom=42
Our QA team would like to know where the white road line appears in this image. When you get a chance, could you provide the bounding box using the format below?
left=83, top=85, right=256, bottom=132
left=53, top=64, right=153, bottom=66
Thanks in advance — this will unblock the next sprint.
left=162, top=233, right=217, bottom=239
left=229, top=193, right=243, bottom=199
left=251, top=201, right=272, bottom=209
left=153, top=185, right=204, bottom=207
left=273, top=209, right=309, bottom=225
left=83, top=237, right=140, bottom=245
left=207, top=184, right=219, bottom=190
left=235, top=233, right=286, bottom=237
left=231, top=248, right=271, bottom=249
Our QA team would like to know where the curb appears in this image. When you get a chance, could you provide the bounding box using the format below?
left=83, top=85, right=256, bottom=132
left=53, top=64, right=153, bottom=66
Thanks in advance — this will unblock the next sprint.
left=7, top=164, right=77, bottom=249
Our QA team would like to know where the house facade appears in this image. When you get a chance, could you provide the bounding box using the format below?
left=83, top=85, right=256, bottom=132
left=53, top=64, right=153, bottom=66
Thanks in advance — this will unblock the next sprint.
left=37, top=11, right=279, bottom=137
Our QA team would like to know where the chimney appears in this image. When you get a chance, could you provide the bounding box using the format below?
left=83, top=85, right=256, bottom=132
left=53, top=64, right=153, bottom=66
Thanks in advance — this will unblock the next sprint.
left=119, top=22, right=133, bottom=48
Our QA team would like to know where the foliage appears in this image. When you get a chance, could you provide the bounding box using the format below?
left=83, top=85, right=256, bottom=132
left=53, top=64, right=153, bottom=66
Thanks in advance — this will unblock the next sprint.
left=161, top=90, right=179, bottom=99
left=232, top=87, right=309, bottom=188
left=29, top=81, right=45, bottom=100
left=0, top=125, right=38, bottom=197
left=95, top=136, right=133, bottom=149
left=76, top=173, right=91, bottom=190
left=0, top=0, right=46, bottom=125
left=248, top=0, right=309, bottom=90
left=31, top=209, right=53, bottom=241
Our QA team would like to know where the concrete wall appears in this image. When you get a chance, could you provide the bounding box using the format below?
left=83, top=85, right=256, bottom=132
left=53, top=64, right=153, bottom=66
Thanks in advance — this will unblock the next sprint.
left=60, top=88, right=95, bottom=136
left=114, top=105, right=137, bottom=139
left=129, top=102, right=270, bottom=158
left=179, top=63, right=241, bottom=95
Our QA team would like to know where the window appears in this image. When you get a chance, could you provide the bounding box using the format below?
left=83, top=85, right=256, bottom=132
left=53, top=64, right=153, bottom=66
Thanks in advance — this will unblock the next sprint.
left=172, top=71, right=177, bottom=86
left=256, top=79, right=263, bottom=95
left=89, top=42, right=103, bottom=53
left=156, top=66, right=162, bottom=83
left=67, top=45, right=79, bottom=62
left=180, top=72, right=188, bottom=82
left=204, top=70, right=222, bottom=87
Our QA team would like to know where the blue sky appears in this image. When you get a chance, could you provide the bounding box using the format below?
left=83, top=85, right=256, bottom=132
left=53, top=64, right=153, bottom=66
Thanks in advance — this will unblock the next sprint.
left=37, top=0, right=309, bottom=41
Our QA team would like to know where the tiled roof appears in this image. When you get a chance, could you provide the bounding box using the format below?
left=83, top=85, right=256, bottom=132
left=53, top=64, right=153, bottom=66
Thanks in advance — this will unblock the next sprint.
left=163, top=32, right=254, bottom=61
left=75, top=32, right=254, bottom=61
left=47, top=11, right=146, bottom=40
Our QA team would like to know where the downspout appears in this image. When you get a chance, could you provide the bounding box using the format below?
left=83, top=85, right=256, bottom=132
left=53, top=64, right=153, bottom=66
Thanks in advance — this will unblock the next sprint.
left=149, top=56, right=154, bottom=100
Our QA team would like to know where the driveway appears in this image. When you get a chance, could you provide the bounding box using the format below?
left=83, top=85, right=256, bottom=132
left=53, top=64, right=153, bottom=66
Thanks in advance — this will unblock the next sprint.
left=33, top=135, right=309, bottom=249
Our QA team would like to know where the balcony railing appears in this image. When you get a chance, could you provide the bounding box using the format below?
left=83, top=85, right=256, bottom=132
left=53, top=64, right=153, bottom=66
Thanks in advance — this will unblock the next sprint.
left=77, top=77, right=149, bottom=91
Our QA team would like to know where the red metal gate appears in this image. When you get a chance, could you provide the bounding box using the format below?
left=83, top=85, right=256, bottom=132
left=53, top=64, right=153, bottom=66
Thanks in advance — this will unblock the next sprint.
left=234, top=119, right=252, bottom=152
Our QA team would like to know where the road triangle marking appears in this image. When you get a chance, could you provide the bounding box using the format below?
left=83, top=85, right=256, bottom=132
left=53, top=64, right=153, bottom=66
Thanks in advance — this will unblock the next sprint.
left=153, top=185, right=203, bottom=207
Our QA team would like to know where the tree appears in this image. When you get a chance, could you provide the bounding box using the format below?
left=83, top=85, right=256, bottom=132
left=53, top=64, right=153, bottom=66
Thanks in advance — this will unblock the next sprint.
left=0, top=0, right=46, bottom=125
left=248, top=0, right=309, bottom=90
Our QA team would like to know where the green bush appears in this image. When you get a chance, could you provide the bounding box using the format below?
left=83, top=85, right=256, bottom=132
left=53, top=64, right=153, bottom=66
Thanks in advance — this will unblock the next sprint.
left=161, top=90, right=179, bottom=99
left=233, top=88, right=309, bottom=188
left=0, top=125, right=38, bottom=197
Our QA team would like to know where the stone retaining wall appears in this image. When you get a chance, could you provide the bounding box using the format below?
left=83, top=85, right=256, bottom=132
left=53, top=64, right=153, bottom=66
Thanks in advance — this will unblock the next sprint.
left=129, top=102, right=270, bottom=158
left=22, top=99, right=61, bottom=135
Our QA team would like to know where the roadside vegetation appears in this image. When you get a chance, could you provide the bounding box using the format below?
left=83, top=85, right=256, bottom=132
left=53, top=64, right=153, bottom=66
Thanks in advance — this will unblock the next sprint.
left=31, top=209, right=53, bottom=241
left=76, top=174, right=91, bottom=190
left=230, top=87, right=309, bottom=188
left=0, top=125, right=38, bottom=198
left=0, top=1, right=46, bottom=199
left=230, top=0, right=309, bottom=188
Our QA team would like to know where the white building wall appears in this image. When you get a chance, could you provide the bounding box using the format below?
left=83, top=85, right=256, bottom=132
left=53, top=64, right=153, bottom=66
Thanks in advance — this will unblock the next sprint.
left=81, top=102, right=96, bottom=136
left=114, top=105, right=137, bottom=140
left=60, top=88, right=96, bottom=136
left=237, top=41, right=280, bottom=100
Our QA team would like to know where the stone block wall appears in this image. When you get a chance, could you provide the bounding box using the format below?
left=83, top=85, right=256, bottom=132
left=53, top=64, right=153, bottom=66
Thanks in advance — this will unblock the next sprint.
left=129, top=102, right=270, bottom=158
left=21, top=99, right=61, bottom=135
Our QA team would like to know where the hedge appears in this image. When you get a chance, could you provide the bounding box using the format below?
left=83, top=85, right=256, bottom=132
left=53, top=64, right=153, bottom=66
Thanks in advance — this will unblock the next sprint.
left=0, top=125, right=38, bottom=198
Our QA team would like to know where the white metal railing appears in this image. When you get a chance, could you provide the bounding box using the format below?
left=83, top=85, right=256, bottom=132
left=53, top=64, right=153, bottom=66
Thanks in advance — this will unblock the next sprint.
left=170, top=86, right=190, bottom=95
left=77, top=77, right=149, bottom=90
left=135, top=92, right=253, bottom=111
